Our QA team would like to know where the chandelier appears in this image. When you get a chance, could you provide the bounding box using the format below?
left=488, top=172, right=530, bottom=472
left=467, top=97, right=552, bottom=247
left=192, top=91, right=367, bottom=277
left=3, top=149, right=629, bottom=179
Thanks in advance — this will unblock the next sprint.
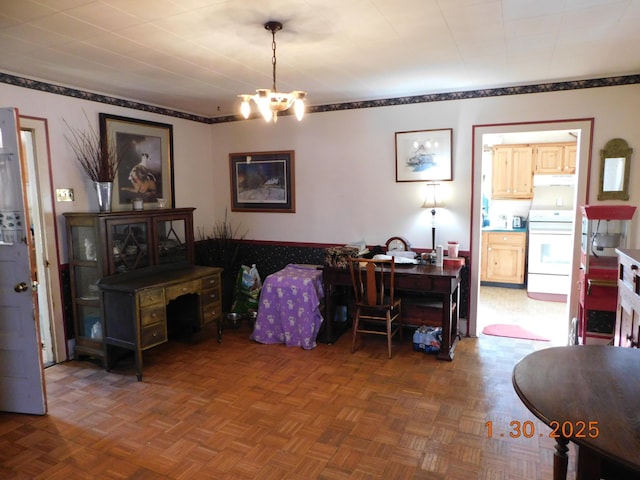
left=238, top=21, right=306, bottom=123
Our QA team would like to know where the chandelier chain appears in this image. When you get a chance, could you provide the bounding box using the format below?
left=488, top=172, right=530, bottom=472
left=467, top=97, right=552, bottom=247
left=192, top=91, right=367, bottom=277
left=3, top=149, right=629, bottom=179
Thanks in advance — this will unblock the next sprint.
left=271, top=30, right=277, bottom=92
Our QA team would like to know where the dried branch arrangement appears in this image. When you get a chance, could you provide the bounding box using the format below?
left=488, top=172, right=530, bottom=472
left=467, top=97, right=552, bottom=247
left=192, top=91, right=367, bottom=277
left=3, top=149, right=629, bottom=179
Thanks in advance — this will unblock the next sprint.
left=63, top=116, right=120, bottom=182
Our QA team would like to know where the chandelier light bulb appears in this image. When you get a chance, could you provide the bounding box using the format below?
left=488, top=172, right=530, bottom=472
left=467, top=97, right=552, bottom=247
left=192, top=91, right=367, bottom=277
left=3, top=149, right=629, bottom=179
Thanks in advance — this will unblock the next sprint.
left=294, top=95, right=305, bottom=121
left=240, top=97, right=251, bottom=119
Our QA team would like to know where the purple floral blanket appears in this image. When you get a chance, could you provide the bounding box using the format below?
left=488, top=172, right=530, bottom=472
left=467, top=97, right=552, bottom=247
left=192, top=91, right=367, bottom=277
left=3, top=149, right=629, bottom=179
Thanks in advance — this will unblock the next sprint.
left=250, top=264, right=324, bottom=349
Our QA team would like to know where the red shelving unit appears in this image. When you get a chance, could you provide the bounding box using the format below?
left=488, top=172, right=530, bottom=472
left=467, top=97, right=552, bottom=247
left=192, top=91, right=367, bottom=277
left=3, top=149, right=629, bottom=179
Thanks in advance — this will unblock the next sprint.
left=578, top=205, right=636, bottom=344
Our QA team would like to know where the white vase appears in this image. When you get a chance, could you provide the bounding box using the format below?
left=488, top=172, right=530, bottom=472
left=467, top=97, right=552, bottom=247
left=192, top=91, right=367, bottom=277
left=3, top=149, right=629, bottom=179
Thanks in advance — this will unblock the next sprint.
left=95, top=181, right=113, bottom=212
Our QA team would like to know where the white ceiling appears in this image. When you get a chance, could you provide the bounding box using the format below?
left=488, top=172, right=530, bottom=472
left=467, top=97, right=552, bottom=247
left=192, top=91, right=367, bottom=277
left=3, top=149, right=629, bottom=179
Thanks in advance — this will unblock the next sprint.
left=1, top=0, right=639, bottom=118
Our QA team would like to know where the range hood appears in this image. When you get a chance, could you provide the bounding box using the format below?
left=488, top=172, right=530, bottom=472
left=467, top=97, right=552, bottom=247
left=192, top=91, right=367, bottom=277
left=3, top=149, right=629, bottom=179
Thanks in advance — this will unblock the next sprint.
left=533, top=175, right=576, bottom=186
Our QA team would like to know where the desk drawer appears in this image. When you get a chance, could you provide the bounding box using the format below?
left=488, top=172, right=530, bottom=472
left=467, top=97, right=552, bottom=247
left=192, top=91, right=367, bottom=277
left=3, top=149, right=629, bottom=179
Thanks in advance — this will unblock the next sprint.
left=139, top=288, right=164, bottom=308
left=140, top=304, right=165, bottom=327
left=141, top=323, right=167, bottom=349
left=202, top=287, right=220, bottom=305
left=202, top=302, right=222, bottom=325
left=202, top=274, right=220, bottom=289
left=165, top=280, right=200, bottom=301
left=396, top=276, right=454, bottom=294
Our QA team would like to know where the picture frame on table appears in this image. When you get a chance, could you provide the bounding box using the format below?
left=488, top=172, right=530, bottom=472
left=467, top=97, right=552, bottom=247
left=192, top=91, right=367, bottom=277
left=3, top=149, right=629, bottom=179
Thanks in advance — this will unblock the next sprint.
left=99, top=113, right=174, bottom=210
left=395, top=128, right=453, bottom=182
left=229, top=150, right=295, bottom=213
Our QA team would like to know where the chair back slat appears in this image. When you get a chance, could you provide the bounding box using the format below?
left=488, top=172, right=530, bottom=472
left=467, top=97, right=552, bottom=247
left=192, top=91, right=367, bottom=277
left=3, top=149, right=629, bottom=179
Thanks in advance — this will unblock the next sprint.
left=365, top=262, right=378, bottom=305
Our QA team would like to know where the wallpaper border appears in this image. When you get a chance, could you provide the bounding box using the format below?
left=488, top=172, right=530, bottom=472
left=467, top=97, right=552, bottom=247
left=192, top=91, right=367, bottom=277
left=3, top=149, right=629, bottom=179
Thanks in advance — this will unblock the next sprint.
left=1, top=71, right=638, bottom=125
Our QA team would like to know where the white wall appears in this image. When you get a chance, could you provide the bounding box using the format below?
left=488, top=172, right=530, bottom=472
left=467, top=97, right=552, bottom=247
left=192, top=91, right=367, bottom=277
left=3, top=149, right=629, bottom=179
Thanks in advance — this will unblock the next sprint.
left=2, top=80, right=639, bottom=343
left=211, top=84, right=640, bottom=252
left=0, top=83, right=214, bottom=263
left=4, top=81, right=638, bottom=257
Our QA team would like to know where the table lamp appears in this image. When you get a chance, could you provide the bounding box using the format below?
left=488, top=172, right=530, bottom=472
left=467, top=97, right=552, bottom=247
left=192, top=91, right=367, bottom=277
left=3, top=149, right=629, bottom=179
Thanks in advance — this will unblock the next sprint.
left=422, top=182, right=444, bottom=251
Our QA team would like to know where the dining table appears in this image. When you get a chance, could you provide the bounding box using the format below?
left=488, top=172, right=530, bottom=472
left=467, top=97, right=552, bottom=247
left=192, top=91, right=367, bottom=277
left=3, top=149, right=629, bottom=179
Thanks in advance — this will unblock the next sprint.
left=512, top=345, right=640, bottom=480
left=322, top=261, right=463, bottom=360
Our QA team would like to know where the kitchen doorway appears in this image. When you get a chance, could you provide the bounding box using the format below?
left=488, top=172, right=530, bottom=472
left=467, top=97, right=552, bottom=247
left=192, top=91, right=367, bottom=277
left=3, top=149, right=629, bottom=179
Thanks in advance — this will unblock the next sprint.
left=470, top=119, right=594, bottom=344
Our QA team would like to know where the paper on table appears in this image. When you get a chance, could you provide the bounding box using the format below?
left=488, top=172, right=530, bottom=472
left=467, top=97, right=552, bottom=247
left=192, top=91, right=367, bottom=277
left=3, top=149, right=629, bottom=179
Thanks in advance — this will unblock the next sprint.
left=373, top=254, right=419, bottom=264
left=385, top=250, right=416, bottom=259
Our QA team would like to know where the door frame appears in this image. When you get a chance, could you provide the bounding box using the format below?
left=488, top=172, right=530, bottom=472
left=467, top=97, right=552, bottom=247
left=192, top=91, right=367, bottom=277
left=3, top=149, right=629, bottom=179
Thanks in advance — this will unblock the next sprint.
left=20, top=116, right=66, bottom=363
left=469, top=118, right=594, bottom=338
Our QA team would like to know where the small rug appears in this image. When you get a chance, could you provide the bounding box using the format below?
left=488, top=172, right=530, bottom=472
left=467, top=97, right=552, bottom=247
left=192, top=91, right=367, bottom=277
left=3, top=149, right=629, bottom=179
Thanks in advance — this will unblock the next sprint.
left=482, top=324, right=551, bottom=342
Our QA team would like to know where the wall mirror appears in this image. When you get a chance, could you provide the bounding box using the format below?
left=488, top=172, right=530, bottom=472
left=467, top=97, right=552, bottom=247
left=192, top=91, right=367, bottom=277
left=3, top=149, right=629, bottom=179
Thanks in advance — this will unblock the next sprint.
left=598, top=138, right=631, bottom=200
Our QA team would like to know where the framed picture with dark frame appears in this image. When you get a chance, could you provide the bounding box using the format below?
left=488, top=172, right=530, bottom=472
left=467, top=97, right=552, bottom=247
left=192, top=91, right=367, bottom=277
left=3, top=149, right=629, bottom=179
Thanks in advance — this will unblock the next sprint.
left=229, top=151, right=295, bottom=213
left=395, top=128, right=453, bottom=182
left=99, top=113, right=174, bottom=210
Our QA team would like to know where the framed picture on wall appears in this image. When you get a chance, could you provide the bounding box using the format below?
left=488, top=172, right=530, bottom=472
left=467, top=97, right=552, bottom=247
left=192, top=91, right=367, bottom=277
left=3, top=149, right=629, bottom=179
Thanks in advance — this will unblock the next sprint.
left=99, top=113, right=174, bottom=210
left=395, top=128, right=453, bottom=182
left=229, top=151, right=295, bottom=213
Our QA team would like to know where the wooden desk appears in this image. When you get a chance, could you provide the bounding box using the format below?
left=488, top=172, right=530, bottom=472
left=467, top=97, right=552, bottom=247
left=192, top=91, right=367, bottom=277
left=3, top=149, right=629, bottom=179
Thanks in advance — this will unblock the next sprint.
left=98, top=264, right=223, bottom=380
left=513, top=346, right=640, bottom=480
left=322, top=263, right=463, bottom=360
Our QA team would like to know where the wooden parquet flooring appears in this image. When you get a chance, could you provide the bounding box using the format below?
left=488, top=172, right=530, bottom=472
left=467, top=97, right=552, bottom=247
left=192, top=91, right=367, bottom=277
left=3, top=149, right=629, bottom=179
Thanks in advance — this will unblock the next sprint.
left=0, top=325, right=577, bottom=479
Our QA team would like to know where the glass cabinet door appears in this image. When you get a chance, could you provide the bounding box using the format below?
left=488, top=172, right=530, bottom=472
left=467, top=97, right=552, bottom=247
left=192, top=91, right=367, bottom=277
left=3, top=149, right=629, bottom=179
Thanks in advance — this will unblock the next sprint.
left=157, top=217, right=189, bottom=264
left=71, top=225, right=97, bottom=262
left=108, top=220, right=151, bottom=273
left=75, top=265, right=99, bottom=300
left=76, top=304, right=102, bottom=340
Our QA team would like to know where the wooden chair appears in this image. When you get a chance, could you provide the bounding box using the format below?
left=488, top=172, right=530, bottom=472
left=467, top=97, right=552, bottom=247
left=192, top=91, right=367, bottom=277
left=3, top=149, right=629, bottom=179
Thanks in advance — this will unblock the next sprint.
left=348, top=258, right=402, bottom=358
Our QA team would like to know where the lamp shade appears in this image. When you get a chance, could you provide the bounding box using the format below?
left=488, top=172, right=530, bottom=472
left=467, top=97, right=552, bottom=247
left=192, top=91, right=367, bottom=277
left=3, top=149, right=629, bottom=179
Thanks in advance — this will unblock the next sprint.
left=422, top=183, right=444, bottom=209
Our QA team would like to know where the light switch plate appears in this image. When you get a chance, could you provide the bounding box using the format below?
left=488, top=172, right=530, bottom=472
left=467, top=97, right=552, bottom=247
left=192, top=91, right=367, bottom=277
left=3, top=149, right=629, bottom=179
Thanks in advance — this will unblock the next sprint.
left=56, top=188, right=74, bottom=202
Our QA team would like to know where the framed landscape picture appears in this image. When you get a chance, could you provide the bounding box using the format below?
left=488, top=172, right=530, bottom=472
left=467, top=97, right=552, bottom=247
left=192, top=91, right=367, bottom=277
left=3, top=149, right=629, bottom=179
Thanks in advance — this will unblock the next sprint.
left=229, top=151, right=295, bottom=213
left=99, top=113, right=174, bottom=210
left=395, top=128, right=453, bottom=182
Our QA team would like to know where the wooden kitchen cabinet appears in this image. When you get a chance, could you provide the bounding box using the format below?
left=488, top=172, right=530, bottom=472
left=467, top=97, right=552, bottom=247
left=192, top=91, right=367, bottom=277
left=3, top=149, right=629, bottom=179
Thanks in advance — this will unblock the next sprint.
left=563, top=144, right=577, bottom=173
left=615, top=249, right=640, bottom=348
left=534, top=143, right=577, bottom=174
left=481, top=231, right=526, bottom=285
left=63, top=208, right=196, bottom=361
left=491, top=145, right=534, bottom=199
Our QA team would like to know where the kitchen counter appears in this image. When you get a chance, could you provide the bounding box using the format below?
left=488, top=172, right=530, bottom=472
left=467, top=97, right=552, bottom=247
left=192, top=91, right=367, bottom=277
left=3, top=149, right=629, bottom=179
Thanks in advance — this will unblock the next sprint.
left=482, top=226, right=527, bottom=233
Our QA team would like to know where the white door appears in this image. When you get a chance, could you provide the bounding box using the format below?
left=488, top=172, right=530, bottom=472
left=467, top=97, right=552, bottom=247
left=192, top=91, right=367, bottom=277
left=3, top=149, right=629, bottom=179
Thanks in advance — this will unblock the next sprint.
left=0, top=107, right=46, bottom=415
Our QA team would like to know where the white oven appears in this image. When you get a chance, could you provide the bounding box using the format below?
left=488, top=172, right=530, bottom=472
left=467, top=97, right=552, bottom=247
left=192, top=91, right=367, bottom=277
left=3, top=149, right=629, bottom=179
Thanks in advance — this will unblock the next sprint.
left=527, top=210, right=574, bottom=295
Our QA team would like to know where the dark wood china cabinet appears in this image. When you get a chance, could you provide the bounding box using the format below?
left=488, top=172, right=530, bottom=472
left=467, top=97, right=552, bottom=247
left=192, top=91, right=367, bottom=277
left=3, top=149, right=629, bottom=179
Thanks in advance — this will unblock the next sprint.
left=63, top=208, right=196, bottom=361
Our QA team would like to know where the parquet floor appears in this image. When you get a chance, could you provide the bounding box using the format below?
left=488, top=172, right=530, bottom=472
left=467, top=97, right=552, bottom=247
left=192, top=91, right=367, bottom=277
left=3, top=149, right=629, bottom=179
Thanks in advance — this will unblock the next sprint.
left=1, top=316, right=578, bottom=480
